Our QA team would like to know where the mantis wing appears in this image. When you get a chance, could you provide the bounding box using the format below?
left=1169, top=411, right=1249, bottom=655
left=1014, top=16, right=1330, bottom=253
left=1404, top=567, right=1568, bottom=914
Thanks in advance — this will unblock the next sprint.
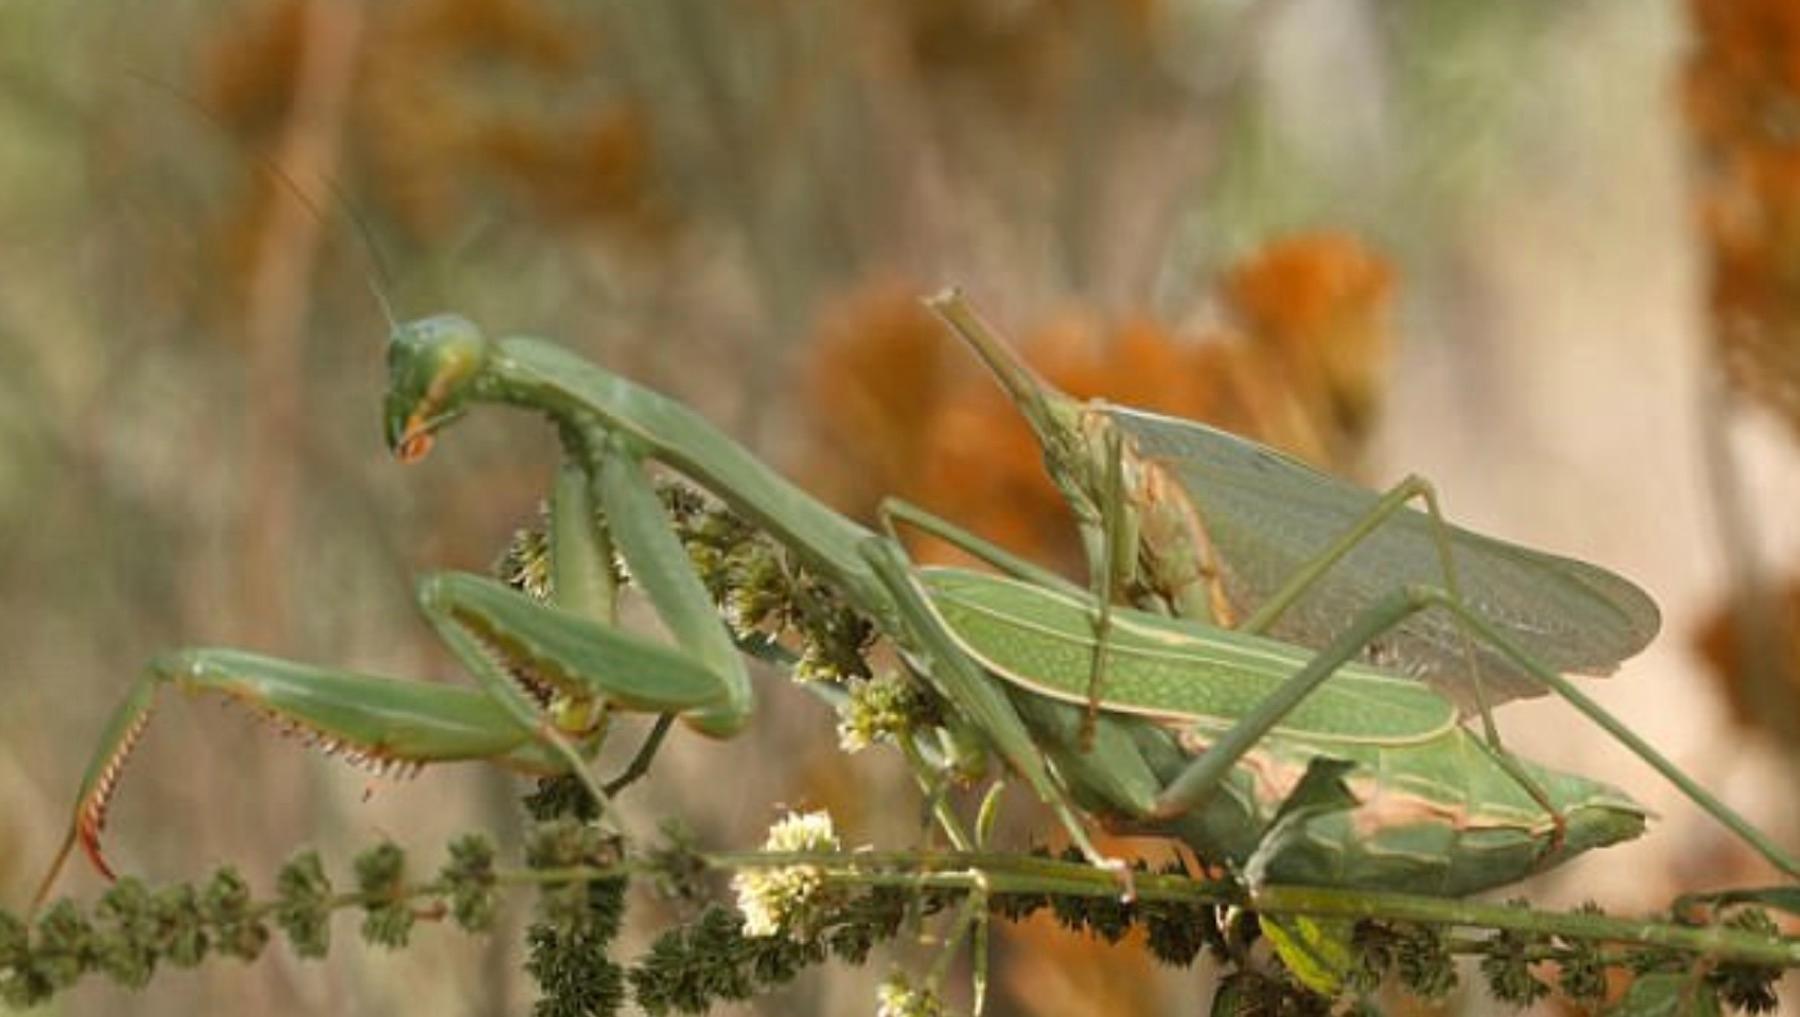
left=1109, top=406, right=1662, bottom=709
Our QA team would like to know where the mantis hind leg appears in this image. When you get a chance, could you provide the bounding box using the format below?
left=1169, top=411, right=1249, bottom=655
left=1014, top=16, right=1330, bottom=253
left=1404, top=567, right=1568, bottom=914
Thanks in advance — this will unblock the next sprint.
left=1414, top=588, right=1800, bottom=879
left=1235, top=475, right=1494, bottom=728
left=1217, top=475, right=1571, bottom=837
left=1150, top=583, right=1800, bottom=880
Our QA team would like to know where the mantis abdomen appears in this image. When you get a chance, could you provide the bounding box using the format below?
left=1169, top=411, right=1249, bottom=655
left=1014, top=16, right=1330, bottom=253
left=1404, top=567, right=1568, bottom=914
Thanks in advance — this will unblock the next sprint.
left=926, top=566, right=1647, bottom=895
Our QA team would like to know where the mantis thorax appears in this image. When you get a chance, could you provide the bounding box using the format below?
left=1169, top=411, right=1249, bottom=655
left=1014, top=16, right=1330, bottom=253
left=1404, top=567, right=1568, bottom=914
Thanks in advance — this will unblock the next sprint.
left=1075, top=405, right=1231, bottom=625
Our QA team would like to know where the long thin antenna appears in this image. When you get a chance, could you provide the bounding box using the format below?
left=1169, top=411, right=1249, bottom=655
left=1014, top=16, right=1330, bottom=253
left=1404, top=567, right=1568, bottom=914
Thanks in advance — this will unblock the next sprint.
left=127, top=70, right=399, bottom=331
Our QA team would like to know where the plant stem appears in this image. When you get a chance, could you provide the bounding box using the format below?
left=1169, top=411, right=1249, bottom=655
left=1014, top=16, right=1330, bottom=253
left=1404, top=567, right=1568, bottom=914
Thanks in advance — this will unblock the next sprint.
left=689, top=850, right=1800, bottom=968
left=64, top=848, right=1786, bottom=971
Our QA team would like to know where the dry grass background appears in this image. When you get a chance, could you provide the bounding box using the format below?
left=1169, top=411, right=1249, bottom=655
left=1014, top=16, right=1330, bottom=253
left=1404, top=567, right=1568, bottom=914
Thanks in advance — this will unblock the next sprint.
left=2, top=0, right=1799, bottom=1013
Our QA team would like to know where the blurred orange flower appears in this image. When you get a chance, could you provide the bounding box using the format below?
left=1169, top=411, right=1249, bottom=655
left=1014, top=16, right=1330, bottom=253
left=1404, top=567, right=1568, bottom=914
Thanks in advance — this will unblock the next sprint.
left=1685, top=0, right=1800, bottom=436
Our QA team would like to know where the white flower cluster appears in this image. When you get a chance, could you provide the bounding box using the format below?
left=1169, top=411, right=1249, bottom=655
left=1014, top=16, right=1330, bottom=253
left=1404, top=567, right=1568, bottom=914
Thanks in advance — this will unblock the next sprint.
left=733, top=809, right=841, bottom=940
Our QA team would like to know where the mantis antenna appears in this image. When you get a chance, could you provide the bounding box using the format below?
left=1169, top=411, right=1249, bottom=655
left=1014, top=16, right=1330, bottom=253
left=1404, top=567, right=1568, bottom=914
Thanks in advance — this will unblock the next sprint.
left=127, top=69, right=401, bottom=331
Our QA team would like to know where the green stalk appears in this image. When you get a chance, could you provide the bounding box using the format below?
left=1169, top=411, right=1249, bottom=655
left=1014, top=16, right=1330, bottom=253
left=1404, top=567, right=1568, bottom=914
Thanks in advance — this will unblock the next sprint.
left=696, top=850, right=1800, bottom=968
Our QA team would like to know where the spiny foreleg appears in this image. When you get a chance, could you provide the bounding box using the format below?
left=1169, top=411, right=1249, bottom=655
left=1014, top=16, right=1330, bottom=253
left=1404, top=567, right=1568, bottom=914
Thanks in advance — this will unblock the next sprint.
left=32, top=648, right=562, bottom=909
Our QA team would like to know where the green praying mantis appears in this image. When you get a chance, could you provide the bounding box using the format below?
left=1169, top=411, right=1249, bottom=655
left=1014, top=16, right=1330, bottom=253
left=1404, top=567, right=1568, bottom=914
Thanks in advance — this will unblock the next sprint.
left=30, top=291, right=1800, bottom=930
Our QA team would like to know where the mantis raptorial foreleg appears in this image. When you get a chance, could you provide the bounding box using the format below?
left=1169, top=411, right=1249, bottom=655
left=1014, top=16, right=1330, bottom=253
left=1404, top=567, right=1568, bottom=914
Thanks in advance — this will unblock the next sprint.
left=547, top=459, right=618, bottom=624
left=33, top=437, right=755, bottom=906
left=32, top=463, right=635, bottom=909
left=29, top=648, right=563, bottom=909
left=543, top=459, right=678, bottom=797
left=531, top=430, right=757, bottom=794
left=586, top=431, right=754, bottom=738
left=414, top=439, right=751, bottom=811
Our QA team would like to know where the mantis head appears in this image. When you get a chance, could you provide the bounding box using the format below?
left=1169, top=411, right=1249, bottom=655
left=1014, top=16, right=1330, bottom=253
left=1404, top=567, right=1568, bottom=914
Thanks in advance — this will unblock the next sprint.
left=384, top=314, right=492, bottom=462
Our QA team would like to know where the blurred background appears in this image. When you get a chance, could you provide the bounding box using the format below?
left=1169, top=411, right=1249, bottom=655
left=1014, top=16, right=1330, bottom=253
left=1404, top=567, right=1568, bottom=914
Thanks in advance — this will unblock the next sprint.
left=3, top=0, right=1800, bottom=1013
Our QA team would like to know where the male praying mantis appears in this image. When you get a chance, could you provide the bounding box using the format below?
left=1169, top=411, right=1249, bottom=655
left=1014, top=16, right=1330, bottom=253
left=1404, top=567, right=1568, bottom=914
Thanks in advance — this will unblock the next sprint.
left=925, top=290, right=1661, bottom=717
left=31, top=303, right=1799, bottom=925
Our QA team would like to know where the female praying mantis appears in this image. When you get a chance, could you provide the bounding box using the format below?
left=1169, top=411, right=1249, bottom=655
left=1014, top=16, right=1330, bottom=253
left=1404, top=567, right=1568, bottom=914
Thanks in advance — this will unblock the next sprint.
left=31, top=304, right=1799, bottom=923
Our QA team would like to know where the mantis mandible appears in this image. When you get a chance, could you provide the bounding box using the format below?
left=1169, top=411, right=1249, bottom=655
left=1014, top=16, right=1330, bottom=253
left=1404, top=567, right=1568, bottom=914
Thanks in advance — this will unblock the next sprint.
left=32, top=309, right=1799, bottom=920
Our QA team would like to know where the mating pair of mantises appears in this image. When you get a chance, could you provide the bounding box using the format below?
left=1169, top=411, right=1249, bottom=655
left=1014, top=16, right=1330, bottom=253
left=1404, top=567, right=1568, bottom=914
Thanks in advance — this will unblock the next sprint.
left=30, top=290, right=1799, bottom=927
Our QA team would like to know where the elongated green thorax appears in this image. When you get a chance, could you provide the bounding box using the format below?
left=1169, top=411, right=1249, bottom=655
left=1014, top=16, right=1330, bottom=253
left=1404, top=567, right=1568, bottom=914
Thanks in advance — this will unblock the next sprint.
left=471, top=336, right=888, bottom=617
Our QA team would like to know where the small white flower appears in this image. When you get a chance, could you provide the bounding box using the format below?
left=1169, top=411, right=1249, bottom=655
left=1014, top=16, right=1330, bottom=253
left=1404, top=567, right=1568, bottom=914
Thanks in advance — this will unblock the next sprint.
left=733, top=810, right=842, bottom=939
